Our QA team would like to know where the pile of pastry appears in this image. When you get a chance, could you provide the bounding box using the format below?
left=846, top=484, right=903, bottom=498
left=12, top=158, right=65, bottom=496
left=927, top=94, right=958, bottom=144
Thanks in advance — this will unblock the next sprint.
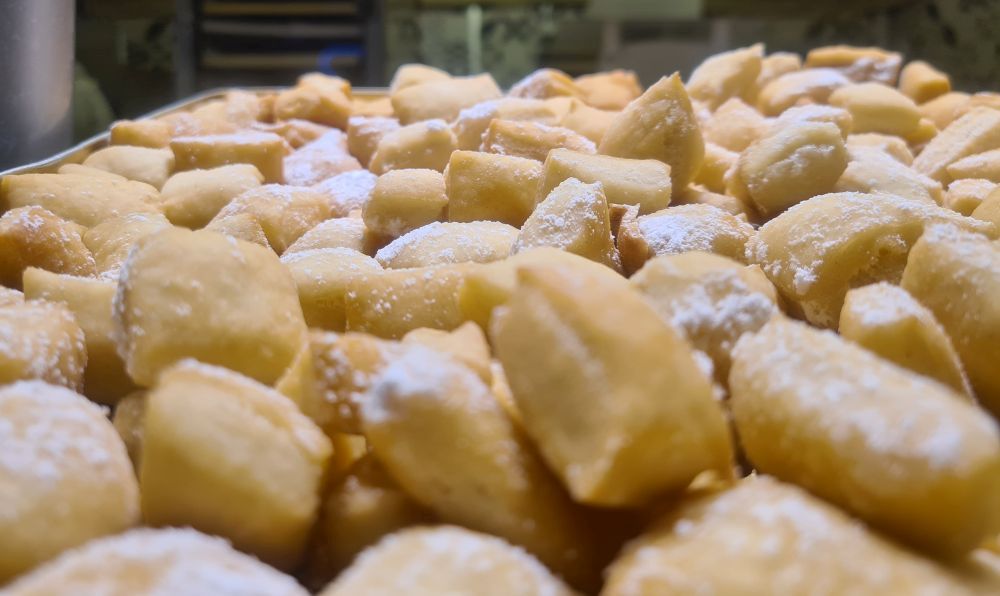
left=2, top=45, right=1000, bottom=595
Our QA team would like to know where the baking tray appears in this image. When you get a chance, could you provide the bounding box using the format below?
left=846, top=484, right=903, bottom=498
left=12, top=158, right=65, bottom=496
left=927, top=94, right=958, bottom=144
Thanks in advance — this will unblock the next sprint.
left=0, top=86, right=388, bottom=178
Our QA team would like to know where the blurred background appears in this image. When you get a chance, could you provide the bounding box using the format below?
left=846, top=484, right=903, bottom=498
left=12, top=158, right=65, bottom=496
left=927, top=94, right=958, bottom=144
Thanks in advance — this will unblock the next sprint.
left=40, top=0, right=1000, bottom=141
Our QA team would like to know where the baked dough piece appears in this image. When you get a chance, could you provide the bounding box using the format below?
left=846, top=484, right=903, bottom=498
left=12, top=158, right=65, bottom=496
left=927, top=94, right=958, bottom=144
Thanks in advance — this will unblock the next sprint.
left=82, top=212, right=172, bottom=279
left=913, top=107, right=1000, bottom=183
left=390, top=73, right=502, bottom=124
left=203, top=212, right=272, bottom=249
left=212, top=184, right=331, bottom=253
left=284, top=217, right=382, bottom=256
left=5, top=527, right=308, bottom=596
left=557, top=100, right=617, bottom=144
left=109, top=118, right=172, bottom=148
left=113, top=227, right=307, bottom=386
left=140, top=360, right=332, bottom=569
left=840, top=282, right=973, bottom=396
left=480, top=119, right=596, bottom=163
left=23, top=268, right=136, bottom=404
left=283, top=130, right=362, bottom=186
left=363, top=169, right=447, bottom=238
left=375, top=221, right=517, bottom=269
left=603, top=476, right=975, bottom=596
left=387, top=63, right=450, bottom=93
left=835, top=145, right=942, bottom=204
left=0, top=381, right=139, bottom=583
left=944, top=178, right=997, bottom=215
left=492, top=263, right=732, bottom=507
left=360, top=344, right=599, bottom=588
left=899, top=60, right=950, bottom=103
left=253, top=118, right=334, bottom=149
left=702, top=97, right=769, bottom=152
left=730, top=318, right=1000, bottom=556
left=159, top=164, right=264, bottom=228
left=509, top=68, right=581, bottom=100
left=574, top=69, right=642, bottom=110
left=170, top=132, right=287, bottom=184
left=738, top=121, right=848, bottom=216
left=742, top=51, right=802, bottom=104
left=804, top=45, right=902, bottom=84
left=312, top=169, right=378, bottom=217
left=458, top=247, right=623, bottom=330
left=0, top=206, right=96, bottom=289
left=0, top=286, right=23, bottom=306
left=772, top=104, right=853, bottom=138
left=402, top=321, right=493, bottom=384
left=305, top=455, right=433, bottom=586
left=512, top=178, right=620, bottom=270
left=344, top=263, right=474, bottom=339
left=902, top=225, right=1000, bottom=418
left=618, top=204, right=755, bottom=274
left=755, top=68, right=851, bottom=116
left=346, top=116, right=400, bottom=167
left=0, top=301, right=86, bottom=391
left=112, top=390, right=146, bottom=472
left=82, top=145, right=175, bottom=189
left=919, top=91, right=971, bottom=129
left=694, top=142, right=737, bottom=193
left=631, top=252, right=781, bottom=383
left=946, top=148, right=1000, bottom=183
left=274, top=85, right=351, bottom=129
left=599, top=73, right=704, bottom=189
left=0, top=173, right=160, bottom=228
left=686, top=44, right=763, bottom=110
left=320, top=526, right=574, bottom=596
left=746, top=192, right=993, bottom=328
left=541, top=148, right=672, bottom=215
left=368, top=119, right=457, bottom=174
left=281, top=248, right=382, bottom=331
left=445, top=150, right=544, bottom=226
left=828, top=82, right=921, bottom=137
left=451, top=97, right=561, bottom=151
left=846, top=132, right=914, bottom=164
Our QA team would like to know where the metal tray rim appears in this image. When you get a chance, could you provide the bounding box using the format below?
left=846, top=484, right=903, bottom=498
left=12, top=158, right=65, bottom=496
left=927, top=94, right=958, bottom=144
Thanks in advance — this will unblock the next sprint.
left=0, top=86, right=388, bottom=178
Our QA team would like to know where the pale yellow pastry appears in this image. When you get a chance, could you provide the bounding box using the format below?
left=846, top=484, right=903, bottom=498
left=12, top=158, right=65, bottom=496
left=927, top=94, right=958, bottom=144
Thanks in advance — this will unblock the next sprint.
left=902, top=224, right=1000, bottom=418
left=599, top=73, right=704, bottom=189
left=140, top=360, right=332, bottom=569
left=388, top=63, right=449, bottom=94
left=630, top=252, right=781, bottom=383
left=603, top=476, right=976, bottom=596
left=0, top=206, right=96, bottom=288
left=919, top=90, right=971, bottom=129
left=305, top=455, right=432, bottom=586
left=444, top=150, right=544, bottom=226
left=944, top=178, right=997, bottom=215
left=284, top=216, right=383, bottom=256
left=738, top=121, right=848, bottom=216
left=899, top=60, right=951, bottom=103
left=390, top=73, right=502, bottom=124
left=112, top=227, right=307, bottom=386
left=346, top=115, right=400, bottom=167
left=840, top=282, right=972, bottom=396
left=253, top=118, right=334, bottom=149
left=0, top=301, right=86, bottom=391
left=375, top=221, right=517, bottom=269
left=746, top=191, right=993, bottom=328
left=81, top=145, right=174, bottom=190
left=109, top=118, right=172, bottom=148
left=320, top=526, right=574, bottom=596
left=686, top=44, right=764, bottom=110
left=451, top=97, right=561, bottom=151
left=558, top=99, right=617, bottom=144
left=274, top=85, right=352, bottom=129
left=913, top=107, right=1000, bottom=183
left=835, top=144, right=942, bottom=204
left=492, top=263, right=732, bottom=506
left=512, top=177, right=620, bottom=270
left=0, top=173, right=160, bottom=228
left=0, top=380, right=139, bottom=583
left=730, top=318, right=1000, bottom=555
left=158, top=163, right=264, bottom=228
left=804, top=45, right=902, bottom=84
left=360, top=344, right=600, bottom=588
left=402, top=321, right=493, bottom=383
left=946, top=148, right=1000, bottom=183
left=23, top=268, right=136, bottom=404
left=369, top=119, right=457, bottom=174
left=702, top=97, right=769, bottom=152
left=846, top=132, right=914, bottom=164
left=509, top=67, right=581, bottom=100
left=771, top=103, right=853, bottom=138
left=211, top=184, right=331, bottom=253
left=203, top=212, right=272, bottom=249
left=312, top=169, right=378, bottom=217
left=363, top=169, right=447, bottom=238
left=755, top=68, right=850, bottom=116
left=111, top=390, right=146, bottom=472
left=281, top=247, right=382, bottom=331
left=170, top=132, right=287, bottom=183
left=828, top=82, right=921, bottom=137
left=480, top=118, right=596, bottom=162
left=618, top=203, right=755, bottom=274
left=540, top=148, right=672, bottom=215
left=574, top=69, right=642, bottom=110
left=5, top=528, right=308, bottom=596
left=694, top=142, right=737, bottom=193
left=83, top=213, right=173, bottom=280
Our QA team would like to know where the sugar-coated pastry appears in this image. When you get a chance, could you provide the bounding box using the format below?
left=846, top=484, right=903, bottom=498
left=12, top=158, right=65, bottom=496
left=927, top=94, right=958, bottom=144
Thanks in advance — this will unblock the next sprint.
left=140, top=360, right=332, bottom=569
left=0, top=301, right=87, bottom=391
left=113, top=227, right=307, bottom=386
left=0, top=381, right=139, bottom=583
left=5, top=528, right=308, bottom=596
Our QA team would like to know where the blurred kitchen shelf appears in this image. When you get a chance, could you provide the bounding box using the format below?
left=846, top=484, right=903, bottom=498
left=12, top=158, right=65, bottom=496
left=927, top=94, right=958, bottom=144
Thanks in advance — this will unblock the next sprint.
left=201, top=51, right=361, bottom=70
left=202, top=1, right=359, bottom=17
